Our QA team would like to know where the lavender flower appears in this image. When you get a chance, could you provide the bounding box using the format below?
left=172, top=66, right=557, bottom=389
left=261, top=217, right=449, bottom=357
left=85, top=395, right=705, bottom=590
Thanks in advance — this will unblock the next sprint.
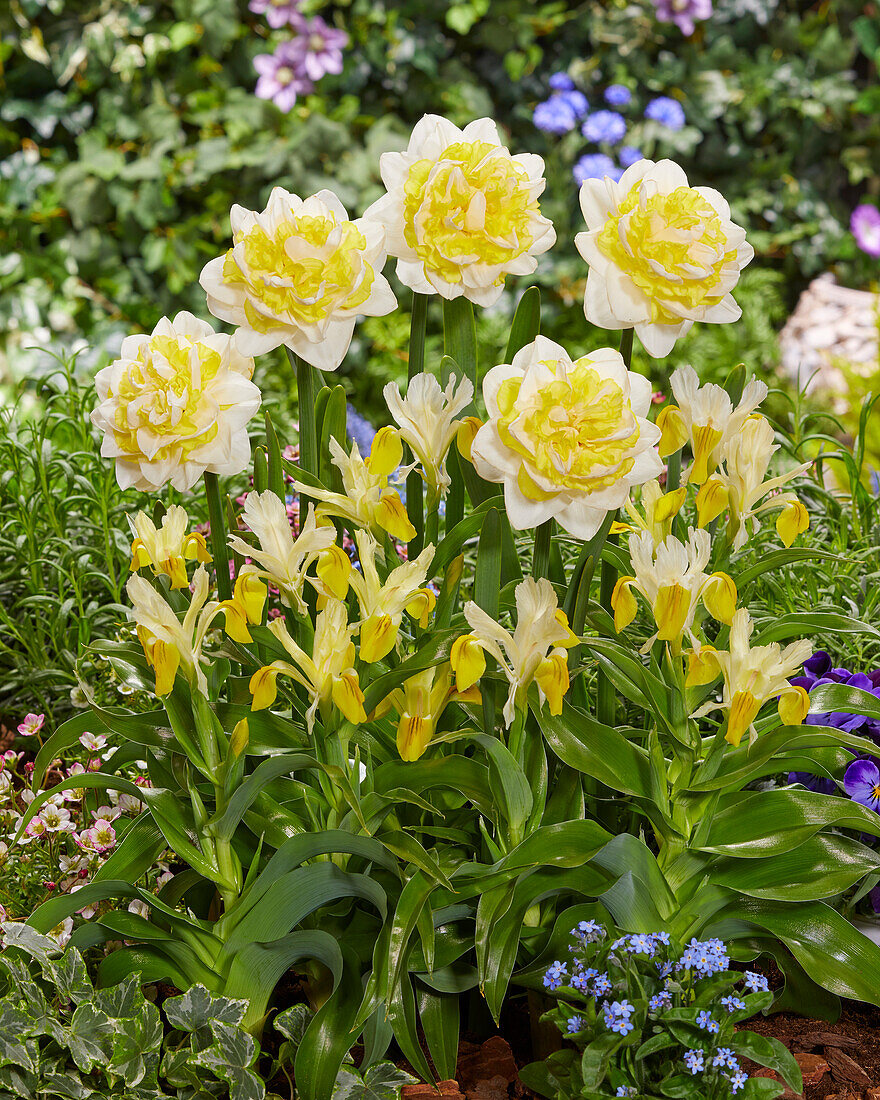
left=652, top=0, right=713, bottom=35
left=249, top=0, right=301, bottom=29
left=543, top=960, right=568, bottom=990
left=604, top=84, right=632, bottom=107
left=549, top=71, right=575, bottom=91
left=743, top=971, right=769, bottom=993
left=573, top=153, right=621, bottom=186
left=729, top=1070, right=748, bottom=1093
left=851, top=205, right=880, bottom=258
left=644, top=96, right=686, bottom=131
left=602, top=999, right=635, bottom=1035
left=291, top=14, right=348, bottom=81
left=582, top=110, right=627, bottom=144
left=649, top=990, right=672, bottom=1012
left=558, top=89, right=589, bottom=118
left=254, top=43, right=312, bottom=111
left=720, top=995, right=746, bottom=1013
left=619, top=145, right=643, bottom=168
left=683, top=1049, right=705, bottom=1075
left=533, top=98, right=578, bottom=134
left=346, top=404, right=376, bottom=456
left=566, top=1016, right=583, bottom=1033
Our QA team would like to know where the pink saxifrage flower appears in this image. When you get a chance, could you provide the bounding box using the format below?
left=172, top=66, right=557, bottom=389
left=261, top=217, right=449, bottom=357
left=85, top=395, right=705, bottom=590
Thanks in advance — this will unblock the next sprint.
left=254, top=41, right=312, bottom=112
left=651, top=0, right=712, bottom=35
left=851, top=204, right=880, bottom=259
left=290, top=14, right=348, bottom=82
left=249, top=0, right=301, bottom=29
left=17, top=713, right=44, bottom=737
left=79, top=731, right=107, bottom=752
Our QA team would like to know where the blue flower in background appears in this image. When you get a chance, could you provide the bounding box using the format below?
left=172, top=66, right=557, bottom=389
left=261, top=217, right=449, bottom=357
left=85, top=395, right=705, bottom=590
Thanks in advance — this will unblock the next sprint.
left=604, top=84, right=632, bottom=106
left=645, top=96, right=686, bottom=131
left=602, top=999, right=635, bottom=1036
left=533, top=97, right=578, bottom=134
left=720, top=995, right=746, bottom=1013
left=649, top=990, right=672, bottom=1012
left=573, top=153, right=621, bottom=185
left=549, top=71, right=574, bottom=91
left=683, top=1049, right=705, bottom=1075
left=713, top=1048, right=739, bottom=1071
left=346, top=403, right=375, bottom=455
left=558, top=88, right=589, bottom=118
left=728, top=1071, right=748, bottom=1094
left=565, top=1016, right=583, bottom=1034
left=619, top=145, right=644, bottom=168
left=696, top=1009, right=719, bottom=1033
left=582, top=109, right=627, bottom=144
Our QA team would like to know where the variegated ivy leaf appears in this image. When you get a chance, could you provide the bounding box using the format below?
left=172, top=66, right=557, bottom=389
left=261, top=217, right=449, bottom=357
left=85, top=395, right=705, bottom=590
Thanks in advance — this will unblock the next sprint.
left=107, top=1006, right=163, bottom=1088
left=44, top=949, right=93, bottom=1006
left=332, top=1063, right=417, bottom=1100
left=94, top=975, right=147, bottom=1020
left=163, top=983, right=248, bottom=1050
left=0, top=1004, right=36, bottom=1070
left=66, top=1002, right=114, bottom=1073
left=272, top=1003, right=311, bottom=1046
left=0, top=923, right=59, bottom=965
left=0, top=1061, right=37, bottom=1099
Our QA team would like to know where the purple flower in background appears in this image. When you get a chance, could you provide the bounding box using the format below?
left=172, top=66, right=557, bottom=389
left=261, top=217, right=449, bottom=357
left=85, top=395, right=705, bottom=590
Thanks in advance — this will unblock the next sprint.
left=604, top=84, right=632, bottom=107
left=652, top=0, right=713, bottom=35
left=851, top=205, right=880, bottom=258
left=582, top=110, right=627, bottom=144
left=291, top=14, right=348, bottom=81
left=644, top=96, right=686, bottom=131
left=254, top=42, right=312, bottom=111
left=619, top=145, right=644, bottom=168
left=845, top=759, right=880, bottom=812
left=533, top=97, right=578, bottom=134
left=549, top=71, right=575, bottom=91
left=249, top=0, right=301, bottom=29
left=558, top=89, right=589, bottom=118
left=573, top=153, right=621, bottom=186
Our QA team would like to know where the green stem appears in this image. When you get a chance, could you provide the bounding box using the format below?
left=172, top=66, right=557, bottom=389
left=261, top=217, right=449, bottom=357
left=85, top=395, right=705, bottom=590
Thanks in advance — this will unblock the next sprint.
left=532, top=519, right=553, bottom=581
left=666, top=449, right=681, bottom=494
left=203, top=471, right=232, bottom=602
left=407, top=293, right=428, bottom=557
left=290, top=351, right=319, bottom=475
left=619, top=327, right=634, bottom=369
left=597, top=534, right=619, bottom=729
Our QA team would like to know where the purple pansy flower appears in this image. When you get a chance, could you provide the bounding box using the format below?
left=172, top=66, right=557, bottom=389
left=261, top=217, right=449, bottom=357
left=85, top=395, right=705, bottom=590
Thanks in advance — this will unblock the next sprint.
left=291, top=14, right=348, bottom=81
left=582, top=110, right=627, bottom=144
left=249, top=0, right=301, bottom=29
left=254, top=42, right=312, bottom=111
left=652, top=0, right=712, bottom=35
left=844, top=759, right=880, bottom=812
left=851, top=205, right=880, bottom=258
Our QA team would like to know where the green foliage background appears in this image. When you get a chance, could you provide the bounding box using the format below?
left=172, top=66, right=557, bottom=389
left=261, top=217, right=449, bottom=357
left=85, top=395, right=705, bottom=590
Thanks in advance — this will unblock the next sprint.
left=0, top=0, right=878, bottom=419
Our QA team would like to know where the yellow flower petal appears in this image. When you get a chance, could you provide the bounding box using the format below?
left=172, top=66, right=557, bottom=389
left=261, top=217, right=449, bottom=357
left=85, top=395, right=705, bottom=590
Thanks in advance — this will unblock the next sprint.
left=450, top=634, right=486, bottom=693
left=611, top=576, right=639, bottom=633
left=406, top=587, right=436, bottom=629
left=725, top=690, right=761, bottom=747
left=456, top=416, right=483, bottom=463
left=689, top=424, right=724, bottom=485
left=685, top=645, right=719, bottom=687
left=535, top=652, right=570, bottom=715
left=695, top=478, right=729, bottom=528
left=234, top=572, right=267, bottom=623
left=366, top=426, right=403, bottom=478
left=332, top=671, right=367, bottom=726
left=654, top=583, right=690, bottom=641
left=359, top=613, right=397, bottom=664
left=776, top=499, right=809, bottom=547
left=778, top=685, right=810, bottom=727
left=317, top=544, right=352, bottom=600
left=396, top=713, right=433, bottom=762
left=375, top=492, right=417, bottom=542
left=702, top=572, right=737, bottom=625
left=151, top=640, right=180, bottom=697
left=250, top=664, right=283, bottom=711
left=229, top=718, right=249, bottom=758
left=655, top=405, right=688, bottom=458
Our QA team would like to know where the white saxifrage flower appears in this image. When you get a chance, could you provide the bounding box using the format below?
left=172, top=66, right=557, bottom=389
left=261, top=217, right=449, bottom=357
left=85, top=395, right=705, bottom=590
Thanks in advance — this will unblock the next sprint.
left=575, top=159, right=754, bottom=357
left=364, top=115, right=555, bottom=306
left=91, top=312, right=261, bottom=492
left=383, top=372, right=474, bottom=500
left=470, top=336, right=662, bottom=539
left=199, top=187, right=396, bottom=370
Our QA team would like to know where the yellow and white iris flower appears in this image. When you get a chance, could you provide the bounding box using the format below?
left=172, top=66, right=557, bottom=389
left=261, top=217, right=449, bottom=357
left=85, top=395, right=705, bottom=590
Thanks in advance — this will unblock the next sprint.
left=348, top=530, right=435, bottom=663
left=575, top=160, right=754, bottom=357
left=292, top=429, right=415, bottom=543
left=469, top=336, right=662, bottom=539
left=701, top=415, right=811, bottom=550
left=249, top=602, right=366, bottom=732
left=91, top=312, right=261, bottom=492
left=129, top=505, right=211, bottom=589
left=451, top=577, right=578, bottom=727
left=128, top=566, right=265, bottom=697
left=373, top=664, right=481, bottom=762
left=199, top=188, right=396, bottom=371
left=383, top=372, right=474, bottom=500
left=364, top=115, right=555, bottom=306
left=612, top=528, right=737, bottom=652
left=689, top=608, right=811, bottom=747
left=227, top=491, right=347, bottom=613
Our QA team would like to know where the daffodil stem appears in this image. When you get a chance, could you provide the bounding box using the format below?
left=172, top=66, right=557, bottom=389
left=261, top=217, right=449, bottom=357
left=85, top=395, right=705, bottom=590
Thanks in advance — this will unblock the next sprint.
left=292, top=352, right=319, bottom=476
left=407, top=293, right=428, bottom=557
left=532, top=519, right=553, bottom=581
left=619, top=327, right=634, bottom=369
left=597, top=533, right=619, bottom=729
left=204, top=471, right=232, bottom=602
left=666, top=449, right=681, bottom=493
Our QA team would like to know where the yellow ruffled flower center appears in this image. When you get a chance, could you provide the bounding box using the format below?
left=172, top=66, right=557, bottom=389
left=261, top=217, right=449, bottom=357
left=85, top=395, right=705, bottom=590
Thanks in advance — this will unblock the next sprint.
left=223, top=213, right=376, bottom=332
left=597, top=184, right=737, bottom=325
left=111, top=335, right=227, bottom=462
left=403, top=141, right=536, bottom=286
left=495, top=360, right=639, bottom=502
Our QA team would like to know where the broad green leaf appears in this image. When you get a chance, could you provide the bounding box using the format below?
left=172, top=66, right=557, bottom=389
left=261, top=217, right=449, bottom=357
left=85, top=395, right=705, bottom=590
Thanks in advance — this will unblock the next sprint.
left=415, top=986, right=459, bottom=1081
left=295, top=945, right=363, bottom=1100
left=504, top=286, right=541, bottom=361
left=754, top=611, right=880, bottom=644
left=729, top=1032, right=802, bottom=1092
